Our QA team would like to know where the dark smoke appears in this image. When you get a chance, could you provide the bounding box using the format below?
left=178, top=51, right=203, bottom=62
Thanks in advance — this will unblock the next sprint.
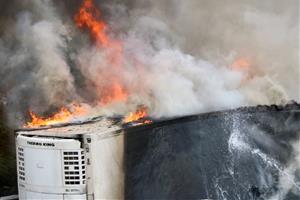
left=0, top=0, right=298, bottom=127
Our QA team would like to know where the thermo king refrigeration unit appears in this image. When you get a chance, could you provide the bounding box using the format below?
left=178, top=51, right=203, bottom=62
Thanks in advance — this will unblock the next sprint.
left=16, top=117, right=124, bottom=200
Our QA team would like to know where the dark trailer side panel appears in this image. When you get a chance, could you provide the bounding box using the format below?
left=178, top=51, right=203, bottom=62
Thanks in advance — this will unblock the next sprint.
left=124, top=105, right=300, bottom=200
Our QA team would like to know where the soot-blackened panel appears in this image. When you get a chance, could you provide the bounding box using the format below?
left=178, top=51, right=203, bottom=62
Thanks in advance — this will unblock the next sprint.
left=125, top=105, right=300, bottom=200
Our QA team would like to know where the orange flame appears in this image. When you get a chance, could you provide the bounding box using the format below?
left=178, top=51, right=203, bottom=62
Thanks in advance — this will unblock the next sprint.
left=75, top=0, right=109, bottom=47
left=231, top=58, right=250, bottom=71
left=123, top=106, right=151, bottom=123
left=74, top=0, right=123, bottom=65
left=25, top=104, right=87, bottom=128
left=75, top=0, right=127, bottom=105
left=100, top=82, right=128, bottom=105
left=24, top=0, right=148, bottom=128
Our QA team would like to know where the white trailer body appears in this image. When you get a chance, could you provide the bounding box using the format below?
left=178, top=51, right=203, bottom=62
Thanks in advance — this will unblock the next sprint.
left=16, top=118, right=124, bottom=200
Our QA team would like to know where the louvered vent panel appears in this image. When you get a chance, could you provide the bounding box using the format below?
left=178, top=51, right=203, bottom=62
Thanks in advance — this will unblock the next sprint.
left=18, top=147, right=25, bottom=181
left=63, top=151, right=85, bottom=185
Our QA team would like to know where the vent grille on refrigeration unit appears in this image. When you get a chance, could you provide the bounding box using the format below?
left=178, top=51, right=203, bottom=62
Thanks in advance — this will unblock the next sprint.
left=63, top=151, right=86, bottom=185
left=18, top=147, right=25, bottom=181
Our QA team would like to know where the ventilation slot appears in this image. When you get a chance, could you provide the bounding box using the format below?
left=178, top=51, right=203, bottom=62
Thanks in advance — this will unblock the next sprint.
left=63, top=151, right=86, bottom=186
left=18, top=147, right=25, bottom=181
left=81, top=151, right=86, bottom=184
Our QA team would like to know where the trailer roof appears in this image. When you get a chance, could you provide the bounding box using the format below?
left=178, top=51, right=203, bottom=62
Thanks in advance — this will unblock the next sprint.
left=15, top=116, right=122, bottom=138
left=15, top=103, right=300, bottom=138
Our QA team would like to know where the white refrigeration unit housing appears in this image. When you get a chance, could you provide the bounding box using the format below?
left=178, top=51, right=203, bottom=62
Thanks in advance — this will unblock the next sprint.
left=16, top=117, right=125, bottom=200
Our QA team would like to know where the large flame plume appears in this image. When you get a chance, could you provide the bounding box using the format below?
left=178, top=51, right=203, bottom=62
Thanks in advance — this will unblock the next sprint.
left=74, top=0, right=127, bottom=105
left=25, top=0, right=149, bottom=128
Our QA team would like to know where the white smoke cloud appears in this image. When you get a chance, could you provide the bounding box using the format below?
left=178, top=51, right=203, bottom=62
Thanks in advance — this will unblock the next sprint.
left=75, top=0, right=294, bottom=118
left=0, top=0, right=77, bottom=125
left=144, top=49, right=245, bottom=117
left=0, top=0, right=298, bottom=125
left=111, top=0, right=299, bottom=104
left=18, top=13, right=75, bottom=104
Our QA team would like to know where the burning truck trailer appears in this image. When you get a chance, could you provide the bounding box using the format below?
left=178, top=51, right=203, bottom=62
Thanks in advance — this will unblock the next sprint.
left=15, top=103, right=300, bottom=200
left=15, top=116, right=126, bottom=200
